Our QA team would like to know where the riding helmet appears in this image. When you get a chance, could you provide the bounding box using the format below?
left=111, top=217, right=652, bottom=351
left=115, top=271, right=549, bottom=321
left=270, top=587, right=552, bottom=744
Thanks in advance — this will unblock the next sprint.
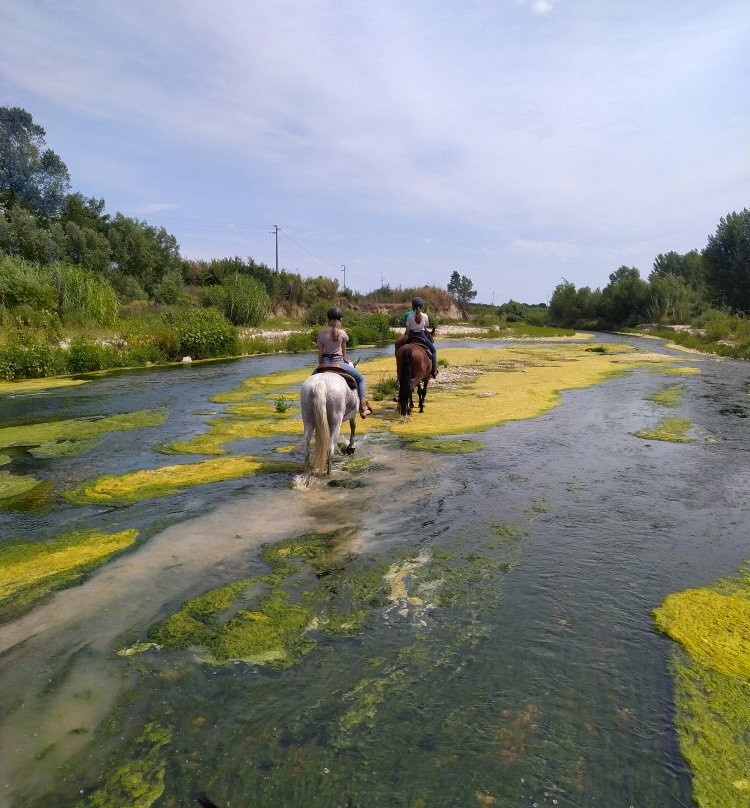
left=327, top=306, right=343, bottom=321
left=411, top=296, right=424, bottom=309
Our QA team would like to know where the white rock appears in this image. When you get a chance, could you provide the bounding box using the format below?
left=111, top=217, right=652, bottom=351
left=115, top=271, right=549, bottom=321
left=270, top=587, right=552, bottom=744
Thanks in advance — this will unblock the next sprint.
left=181, top=356, right=192, bottom=363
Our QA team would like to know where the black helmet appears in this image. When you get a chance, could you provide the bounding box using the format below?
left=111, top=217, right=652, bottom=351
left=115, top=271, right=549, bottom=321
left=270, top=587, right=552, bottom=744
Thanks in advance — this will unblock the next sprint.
left=411, top=296, right=424, bottom=309
left=327, top=306, right=343, bottom=321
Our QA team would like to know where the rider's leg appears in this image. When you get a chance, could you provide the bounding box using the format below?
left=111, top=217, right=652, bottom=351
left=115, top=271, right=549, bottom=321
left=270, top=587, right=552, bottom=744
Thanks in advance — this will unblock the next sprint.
left=342, top=363, right=371, bottom=416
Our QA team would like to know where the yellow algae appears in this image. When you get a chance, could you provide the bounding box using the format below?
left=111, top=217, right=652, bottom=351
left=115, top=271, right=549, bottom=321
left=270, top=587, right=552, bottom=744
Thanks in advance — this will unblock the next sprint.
left=646, top=365, right=701, bottom=375
left=654, top=568, right=750, bottom=808
left=169, top=416, right=303, bottom=455
left=635, top=416, right=694, bottom=442
left=0, top=409, right=166, bottom=456
left=65, top=456, right=302, bottom=504
left=0, top=529, right=137, bottom=619
left=211, top=367, right=309, bottom=403
left=648, top=384, right=683, bottom=407
left=0, top=454, right=10, bottom=465
left=665, top=341, right=708, bottom=356
left=227, top=399, right=297, bottom=418
left=358, top=345, right=680, bottom=437
left=384, top=552, right=431, bottom=606
left=274, top=444, right=298, bottom=454
left=0, top=377, right=88, bottom=395
left=653, top=588, right=750, bottom=678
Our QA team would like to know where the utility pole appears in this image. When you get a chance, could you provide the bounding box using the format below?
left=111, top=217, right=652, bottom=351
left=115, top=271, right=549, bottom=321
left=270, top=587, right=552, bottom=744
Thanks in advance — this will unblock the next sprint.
left=492, top=291, right=495, bottom=306
left=341, top=264, right=347, bottom=293
left=270, top=225, right=279, bottom=272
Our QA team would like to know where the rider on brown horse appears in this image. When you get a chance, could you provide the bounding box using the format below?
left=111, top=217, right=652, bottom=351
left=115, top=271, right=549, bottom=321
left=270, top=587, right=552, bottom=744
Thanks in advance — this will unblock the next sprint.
left=397, top=297, right=437, bottom=378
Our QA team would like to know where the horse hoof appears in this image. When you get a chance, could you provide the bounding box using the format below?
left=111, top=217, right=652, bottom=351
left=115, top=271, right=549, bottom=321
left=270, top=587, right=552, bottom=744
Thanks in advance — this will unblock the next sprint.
left=345, top=446, right=356, bottom=455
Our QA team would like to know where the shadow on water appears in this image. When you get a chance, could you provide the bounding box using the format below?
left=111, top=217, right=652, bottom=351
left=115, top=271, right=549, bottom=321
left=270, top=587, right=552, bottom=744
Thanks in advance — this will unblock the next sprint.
left=0, top=336, right=748, bottom=807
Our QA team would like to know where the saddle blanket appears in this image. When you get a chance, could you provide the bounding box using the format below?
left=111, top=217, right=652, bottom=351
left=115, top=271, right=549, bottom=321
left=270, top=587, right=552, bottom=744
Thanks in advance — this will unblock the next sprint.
left=312, top=365, right=358, bottom=389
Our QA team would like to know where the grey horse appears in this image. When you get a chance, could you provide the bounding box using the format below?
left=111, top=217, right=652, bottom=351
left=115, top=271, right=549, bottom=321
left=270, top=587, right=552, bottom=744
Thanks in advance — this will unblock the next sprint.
left=300, top=371, right=358, bottom=475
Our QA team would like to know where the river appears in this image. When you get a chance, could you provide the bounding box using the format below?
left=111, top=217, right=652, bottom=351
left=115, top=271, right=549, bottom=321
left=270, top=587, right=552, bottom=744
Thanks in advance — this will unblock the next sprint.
left=0, top=335, right=748, bottom=808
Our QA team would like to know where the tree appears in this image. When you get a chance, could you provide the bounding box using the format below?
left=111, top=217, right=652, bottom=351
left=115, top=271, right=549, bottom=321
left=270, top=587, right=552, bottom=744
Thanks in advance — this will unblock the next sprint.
left=650, top=250, right=704, bottom=289
left=107, top=213, right=180, bottom=293
left=702, top=209, right=750, bottom=312
left=447, top=271, right=477, bottom=313
left=600, top=266, right=650, bottom=326
left=0, top=107, right=70, bottom=217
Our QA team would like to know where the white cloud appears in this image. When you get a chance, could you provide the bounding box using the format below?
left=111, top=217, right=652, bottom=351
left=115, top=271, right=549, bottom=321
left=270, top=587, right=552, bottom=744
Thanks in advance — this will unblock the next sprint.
left=512, top=240, right=582, bottom=259
left=530, top=1, right=553, bottom=15
left=133, top=203, right=177, bottom=215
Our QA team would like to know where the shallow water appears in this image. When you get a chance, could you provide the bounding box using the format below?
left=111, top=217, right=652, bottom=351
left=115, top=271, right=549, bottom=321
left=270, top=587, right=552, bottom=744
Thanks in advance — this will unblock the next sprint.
left=1, top=336, right=748, bottom=807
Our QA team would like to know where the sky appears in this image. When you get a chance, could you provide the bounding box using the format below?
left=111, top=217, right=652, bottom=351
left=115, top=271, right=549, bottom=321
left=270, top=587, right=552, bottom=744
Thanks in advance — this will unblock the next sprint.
left=2, top=0, right=748, bottom=304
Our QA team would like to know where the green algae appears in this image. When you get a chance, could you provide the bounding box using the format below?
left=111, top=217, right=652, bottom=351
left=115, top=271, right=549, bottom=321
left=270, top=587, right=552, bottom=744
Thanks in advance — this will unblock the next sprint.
left=0, top=377, right=88, bottom=395
left=168, top=414, right=301, bottom=455
left=65, top=456, right=302, bottom=505
left=29, top=437, right=102, bottom=458
left=341, top=455, right=373, bottom=473
left=0, top=528, right=138, bottom=621
left=128, top=533, right=386, bottom=668
left=0, top=409, right=167, bottom=457
left=653, top=566, right=750, bottom=807
left=1, top=479, right=54, bottom=511
left=646, top=365, right=701, bottom=375
left=406, top=437, right=484, bottom=453
left=327, top=478, right=366, bottom=489
left=649, top=384, right=684, bottom=407
left=0, top=469, right=40, bottom=501
left=635, top=416, right=695, bottom=442
left=84, top=722, right=172, bottom=808
left=210, top=368, right=308, bottom=404
left=0, top=454, right=10, bottom=465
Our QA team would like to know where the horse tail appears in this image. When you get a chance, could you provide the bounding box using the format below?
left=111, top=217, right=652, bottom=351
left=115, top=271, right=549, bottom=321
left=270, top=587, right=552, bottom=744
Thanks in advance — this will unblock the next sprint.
left=310, top=379, right=331, bottom=474
left=398, top=347, right=412, bottom=415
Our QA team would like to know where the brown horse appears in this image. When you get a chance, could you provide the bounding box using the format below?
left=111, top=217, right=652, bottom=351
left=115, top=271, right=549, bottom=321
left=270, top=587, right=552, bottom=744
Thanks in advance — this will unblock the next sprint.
left=396, top=340, right=433, bottom=415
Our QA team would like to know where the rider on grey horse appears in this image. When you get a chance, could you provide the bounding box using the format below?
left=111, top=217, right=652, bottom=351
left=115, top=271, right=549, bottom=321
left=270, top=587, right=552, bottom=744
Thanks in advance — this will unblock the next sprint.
left=316, top=306, right=372, bottom=418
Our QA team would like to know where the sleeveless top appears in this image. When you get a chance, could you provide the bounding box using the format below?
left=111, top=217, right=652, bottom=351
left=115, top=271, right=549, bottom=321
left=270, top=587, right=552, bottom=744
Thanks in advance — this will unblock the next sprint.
left=317, top=327, right=348, bottom=357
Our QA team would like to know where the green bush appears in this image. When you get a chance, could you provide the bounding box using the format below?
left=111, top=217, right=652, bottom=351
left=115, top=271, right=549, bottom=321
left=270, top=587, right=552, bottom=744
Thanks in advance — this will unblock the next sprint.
left=66, top=341, right=123, bottom=373
left=284, top=331, right=317, bottom=353
left=0, top=341, right=66, bottom=380
left=303, top=300, right=337, bottom=326
left=108, top=271, right=148, bottom=303
left=346, top=313, right=393, bottom=346
left=201, top=285, right=227, bottom=310
left=52, top=264, right=119, bottom=325
left=0, top=255, right=57, bottom=311
left=152, top=272, right=185, bottom=305
left=222, top=273, right=270, bottom=326
left=238, top=335, right=274, bottom=355
left=372, top=376, right=398, bottom=401
left=125, top=345, right=167, bottom=366
left=163, top=306, right=238, bottom=359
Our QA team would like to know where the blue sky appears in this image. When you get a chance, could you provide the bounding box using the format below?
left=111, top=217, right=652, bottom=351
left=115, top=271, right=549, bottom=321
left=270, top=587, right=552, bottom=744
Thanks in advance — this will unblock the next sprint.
left=3, top=0, right=748, bottom=303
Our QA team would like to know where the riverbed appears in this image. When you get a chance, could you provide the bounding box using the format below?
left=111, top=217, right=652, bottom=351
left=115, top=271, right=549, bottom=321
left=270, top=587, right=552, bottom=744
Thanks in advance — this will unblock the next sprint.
left=0, top=335, right=748, bottom=808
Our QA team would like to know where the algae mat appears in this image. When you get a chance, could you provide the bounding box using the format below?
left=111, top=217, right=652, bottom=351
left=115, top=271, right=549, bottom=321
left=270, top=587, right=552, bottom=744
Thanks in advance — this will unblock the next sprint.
left=0, top=409, right=167, bottom=456
left=0, top=377, right=88, bottom=395
left=653, top=565, right=750, bottom=807
left=183, top=344, right=696, bottom=449
left=0, top=529, right=138, bottom=620
left=65, top=456, right=303, bottom=504
left=357, top=344, right=696, bottom=437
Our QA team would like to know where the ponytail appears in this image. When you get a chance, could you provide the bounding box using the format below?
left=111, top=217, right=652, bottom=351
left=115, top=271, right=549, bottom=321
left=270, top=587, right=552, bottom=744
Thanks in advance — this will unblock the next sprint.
left=329, top=318, right=342, bottom=343
left=414, top=307, right=423, bottom=324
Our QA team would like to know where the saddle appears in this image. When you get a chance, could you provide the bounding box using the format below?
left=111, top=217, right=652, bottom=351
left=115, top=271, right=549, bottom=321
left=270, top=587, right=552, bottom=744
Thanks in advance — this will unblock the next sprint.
left=313, top=364, right=358, bottom=389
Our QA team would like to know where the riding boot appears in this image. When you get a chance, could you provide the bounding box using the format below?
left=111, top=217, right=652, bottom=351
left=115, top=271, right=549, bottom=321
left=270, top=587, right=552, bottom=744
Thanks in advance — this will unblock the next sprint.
left=431, top=366, right=438, bottom=379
